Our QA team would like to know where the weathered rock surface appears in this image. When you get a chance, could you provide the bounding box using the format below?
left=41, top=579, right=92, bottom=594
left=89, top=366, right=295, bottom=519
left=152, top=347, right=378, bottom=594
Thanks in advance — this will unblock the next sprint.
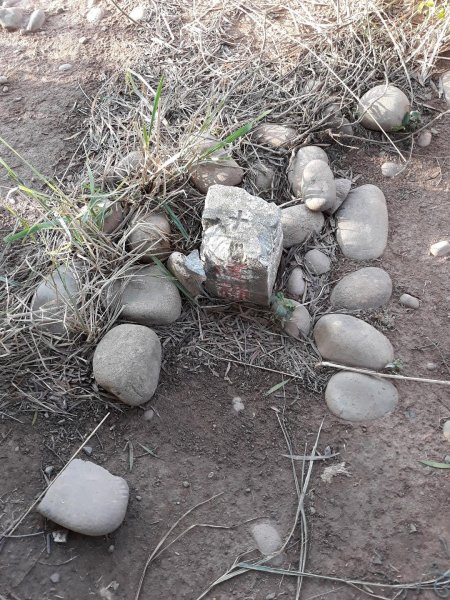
left=37, top=459, right=129, bottom=536
left=336, top=184, right=388, bottom=260
left=281, top=204, right=324, bottom=248
left=201, top=185, right=283, bottom=305
left=31, top=265, right=79, bottom=336
left=304, top=249, right=331, bottom=275
left=430, top=240, right=450, bottom=257
left=252, top=162, right=275, bottom=194
left=325, top=372, right=398, bottom=421
left=167, top=250, right=206, bottom=297
left=108, top=265, right=182, bottom=326
left=188, top=135, right=244, bottom=194
left=417, top=130, right=432, bottom=148
left=128, top=211, right=171, bottom=261
left=26, top=8, right=45, bottom=31
left=326, top=178, right=351, bottom=215
left=0, top=7, right=24, bottom=30
left=330, top=267, right=392, bottom=310
left=93, top=324, right=161, bottom=406
left=286, top=267, right=305, bottom=298
left=251, top=522, right=283, bottom=565
left=441, top=71, right=450, bottom=108
left=443, top=420, right=450, bottom=441
left=282, top=301, right=311, bottom=339
left=108, top=150, right=144, bottom=182
left=251, top=123, right=297, bottom=148
left=358, top=85, right=410, bottom=132
left=288, top=146, right=328, bottom=197
left=381, top=162, right=403, bottom=178
left=314, top=314, right=394, bottom=370
left=301, top=160, right=336, bottom=212
left=399, top=293, right=420, bottom=309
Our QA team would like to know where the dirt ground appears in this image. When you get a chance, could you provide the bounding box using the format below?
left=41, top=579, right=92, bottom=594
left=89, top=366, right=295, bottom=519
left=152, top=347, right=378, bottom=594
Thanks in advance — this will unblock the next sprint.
left=1, top=2, right=450, bottom=600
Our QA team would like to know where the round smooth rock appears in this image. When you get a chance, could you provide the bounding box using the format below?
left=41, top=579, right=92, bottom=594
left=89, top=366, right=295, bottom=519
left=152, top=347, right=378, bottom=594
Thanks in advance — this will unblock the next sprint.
left=399, top=293, right=420, bottom=309
left=301, top=160, right=336, bottom=212
left=93, top=324, right=161, bottom=406
left=108, top=265, right=182, bottom=326
left=357, top=85, right=410, bottom=132
left=26, top=8, right=45, bottom=31
left=417, top=130, right=432, bottom=148
left=108, top=150, right=144, bottom=181
left=336, top=184, right=388, bottom=260
left=325, top=372, right=398, bottom=422
left=330, top=267, right=392, bottom=310
left=128, top=211, right=171, bottom=261
left=314, top=314, right=394, bottom=370
left=86, top=6, right=105, bottom=22
left=283, top=301, right=311, bottom=339
left=129, top=5, right=147, bottom=20
left=381, top=162, right=403, bottom=178
left=281, top=204, right=324, bottom=248
left=426, top=362, right=437, bottom=371
left=251, top=123, right=297, bottom=148
left=304, top=249, right=331, bottom=275
left=252, top=162, right=275, bottom=193
left=0, top=7, right=24, bottom=30
left=286, top=267, right=305, bottom=298
left=251, top=522, right=283, bottom=565
left=59, top=64, right=72, bottom=72
left=443, top=420, right=450, bottom=441
left=430, top=241, right=450, bottom=257
left=325, top=178, right=351, bottom=215
left=37, top=459, right=129, bottom=536
left=31, top=265, right=79, bottom=336
left=288, top=146, right=328, bottom=197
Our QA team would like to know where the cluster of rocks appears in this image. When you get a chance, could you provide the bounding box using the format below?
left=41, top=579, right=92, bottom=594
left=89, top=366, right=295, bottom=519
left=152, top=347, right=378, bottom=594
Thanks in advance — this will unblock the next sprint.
left=0, top=1, right=45, bottom=33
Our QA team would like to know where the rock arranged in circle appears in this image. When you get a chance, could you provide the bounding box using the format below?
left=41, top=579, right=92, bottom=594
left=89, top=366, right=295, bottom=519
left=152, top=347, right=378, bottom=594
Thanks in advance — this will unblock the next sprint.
left=330, top=267, right=392, bottom=310
left=281, top=204, right=324, bottom=248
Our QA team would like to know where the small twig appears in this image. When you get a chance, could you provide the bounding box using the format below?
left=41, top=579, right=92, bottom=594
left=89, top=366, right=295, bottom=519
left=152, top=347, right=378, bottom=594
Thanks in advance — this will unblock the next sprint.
left=282, top=453, right=340, bottom=461
left=316, top=362, right=450, bottom=386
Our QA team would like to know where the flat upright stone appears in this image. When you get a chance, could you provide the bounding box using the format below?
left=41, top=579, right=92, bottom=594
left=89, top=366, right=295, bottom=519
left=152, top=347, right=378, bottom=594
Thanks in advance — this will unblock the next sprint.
left=281, top=205, right=324, bottom=248
left=107, top=150, right=144, bottom=182
left=93, top=324, right=161, bottom=406
left=31, top=265, right=79, bottom=336
left=252, top=162, right=275, bottom=194
left=330, top=267, right=392, bottom=310
left=288, top=146, right=328, bottom=197
left=167, top=250, right=206, bottom=297
left=325, top=372, right=398, bottom=422
left=200, top=185, right=283, bottom=306
left=37, top=459, right=129, bottom=536
left=251, top=123, right=296, bottom=148
left=336, top=184, right=388, bottom=260
left=314, top=313, right=394, bottom=370
left=108, top=265, right=182, bottom=326
left=443, top=420, right=450, bottom=441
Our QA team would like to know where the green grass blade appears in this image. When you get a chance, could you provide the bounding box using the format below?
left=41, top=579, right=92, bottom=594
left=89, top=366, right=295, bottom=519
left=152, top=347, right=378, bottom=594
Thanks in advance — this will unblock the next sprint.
left=4, top=221, right=58, bottom=243
left=263, top=380, right=290, bottom=396
left=162, top=204, right=189, bottom=241
left=419, top=460, right=450, bottom=469
left=147, top=75, right=164, bottom=142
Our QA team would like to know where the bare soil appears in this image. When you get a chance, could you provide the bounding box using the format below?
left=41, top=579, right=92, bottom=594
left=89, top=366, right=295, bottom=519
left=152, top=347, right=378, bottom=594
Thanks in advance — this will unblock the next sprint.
left=1, top=3, right=450, bottom=600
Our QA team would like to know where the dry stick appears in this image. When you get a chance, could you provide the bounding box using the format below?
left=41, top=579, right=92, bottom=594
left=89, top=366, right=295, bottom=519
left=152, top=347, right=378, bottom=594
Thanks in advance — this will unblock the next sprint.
left=0, top=412, right=110, bottom=543
left=316, top=362, right=450, bottom=386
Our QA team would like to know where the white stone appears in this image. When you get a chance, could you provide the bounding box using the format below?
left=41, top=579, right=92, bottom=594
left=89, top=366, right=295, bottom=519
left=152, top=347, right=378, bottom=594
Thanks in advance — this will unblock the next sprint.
left=86, top=5, right=105, bottom=22
left=59, top=64, right=72, bottom=72
left=358, top=85, right=410, bottom=132
left=282, top=301, right=311, bottom=339
left=0, top=7, right=24, bottom=30
left=430, top=241, right=450, bottom=257
left=286, top=267, right=305, bottom=298
left=107, top=265, right=182, bottom=326
left=26, top=8, right=45, bottom=31
left=325, top=372, right=398, bottom=422
left=399, top=293, right=420, bottom=309
left=37, top=459, right=129, bottom=536
left=288, top=146, right=328, bottom=197
left=417, top=130, right=432, bottom=148
left=336, top=184, right=388, bottom=260
left=281, top=204, right=324, bottom=248
left=302, top=160, right=336, bottom=212
left=167, top=250, right=206, bottom=297
left=304, top=249, right=331, bottom=275
left=381, top=162, right=403, bottom=178
left=129, top=5, right=147, bottom=21
left=200, top=185, right=283, bottom=306
left=251, top=522, right=283, bottom=565
left=252, top=123, right=297, bottom=148
left=443, top=420, right=450, bottom=442
left=93, top=324, right=161, bottom=406
left=128, top=211, right=171, bottom=261
left=232, top=397, right=244, bottom=413
left=330, top=267, right=392, bottom=310
left=31, top=265, right=79, bottom=336
left=314, top=314, right=394, bottom=370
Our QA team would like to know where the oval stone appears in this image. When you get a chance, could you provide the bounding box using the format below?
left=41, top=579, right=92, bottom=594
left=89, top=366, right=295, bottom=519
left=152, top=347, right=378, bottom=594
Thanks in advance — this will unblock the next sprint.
left=301, top=160, right=336, bottom=212
left=330, top=267, right=392, bottom=310
left=336, top=184, right=388, bottom=260
left=281, top=205, right=324, bottom=248
left=93, top=324, right=161, bottom=406
left=288, top=146, right=328, bottom=197
left=252, top=123, right=297, bottom=148
left=286, top=267, right=305, bottom=298
left=304, top=249, right=331, bottom=275
left=283, top=301, right=311, bottom=339
left=325, top=372, right=398, bottom=422
left=357, top=85, right=410, bottom=132
left=128, top=211, right=171, bottom=261
left=314, top=313, right=394, bottom=370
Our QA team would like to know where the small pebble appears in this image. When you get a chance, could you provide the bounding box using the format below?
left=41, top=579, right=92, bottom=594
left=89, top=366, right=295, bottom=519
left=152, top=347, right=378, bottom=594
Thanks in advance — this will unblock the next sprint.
left=129, top=5, right=146, bottom=21
left=381, top=162, right=403, bottom=177
left=44, top=465, right=54, bottom=477
left=426, top=362, right=437, bottom=371
left=245, top=488, right=251, bottom=494
left=399, top=293, right=420, bottom=309
left=136, top=495, right=142, bottom=501
left=443, top=420, right=450, bottom=442
left=86, top=6, right=105, bottom=22
left=79, top=36, right=88, bottom=44
left=182, top=481, right=190, bottom=488
left=207, top=472, right=215, bottom=479
left=143, top=408, right=154, bottom=421
left=14, top=446, right=19, bottom=452
left=108, top=544, right=115, bottom=553
left=232, top=396, right=245, bottom=413
left=417, top=130, right=432, bottom=148
left=310, top=506, right=316, bottom=515
left=82, top=446, right=93, bottom=456
left=444, top=455, right=450, bottom=464
left=0, top=76, right=8, bottom=84
left=266, top=594, right=276, bottom=600
left=50, top=573, right=60, bottom=584
left=14, top=97, right=22, bottom=102
left=430, top=240, right=450, bottom=257
left=2, top=86, right=8, bottom=93
left=58, top=64, right=72, bottom=72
